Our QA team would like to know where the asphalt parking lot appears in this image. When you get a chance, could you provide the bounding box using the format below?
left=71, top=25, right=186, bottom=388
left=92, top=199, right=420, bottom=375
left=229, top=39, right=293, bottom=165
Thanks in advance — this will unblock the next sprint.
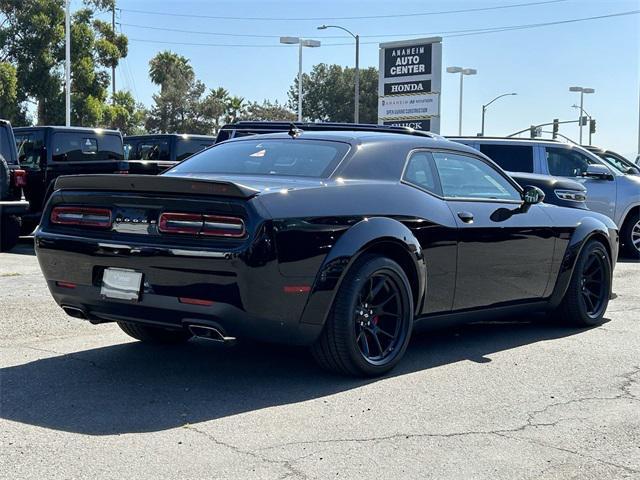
left=1, top=238, right=639, bottom=479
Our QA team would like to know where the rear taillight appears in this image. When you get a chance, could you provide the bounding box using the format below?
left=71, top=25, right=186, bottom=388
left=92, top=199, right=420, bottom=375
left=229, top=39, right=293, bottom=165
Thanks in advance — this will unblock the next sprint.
left=158, top=212, right=245, bottom=238
left=51, top=207, right=112, bottom=228
left=202, top=215, right=246, bottom=238
left=12, top=169, right=27, bottom=188
left=158, top=213, right=202, bottom=235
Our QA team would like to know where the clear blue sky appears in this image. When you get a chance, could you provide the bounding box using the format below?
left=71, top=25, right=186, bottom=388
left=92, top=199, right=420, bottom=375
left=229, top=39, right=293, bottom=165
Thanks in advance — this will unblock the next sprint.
left=85, top=0, right=639, bottom=157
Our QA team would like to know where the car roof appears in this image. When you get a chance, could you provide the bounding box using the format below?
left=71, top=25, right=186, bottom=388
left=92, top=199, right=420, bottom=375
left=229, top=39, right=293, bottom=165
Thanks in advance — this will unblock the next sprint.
left=221, top=129, right=470, bottom=152
left=14, top=126, right=121, bottom=135
left=449, top=136, right=575, bottom=147
left=124, top=134, right=216, bottom=140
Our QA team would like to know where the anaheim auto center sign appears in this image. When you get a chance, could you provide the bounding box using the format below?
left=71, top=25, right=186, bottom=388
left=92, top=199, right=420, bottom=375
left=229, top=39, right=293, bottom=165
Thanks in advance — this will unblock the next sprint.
left=378, top=37, right=442, bottom=133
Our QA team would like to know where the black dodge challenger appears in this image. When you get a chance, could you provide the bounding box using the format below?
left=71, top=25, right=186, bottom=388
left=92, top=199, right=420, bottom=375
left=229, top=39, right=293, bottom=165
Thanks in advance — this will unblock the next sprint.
left=35, top=126, right=618, bottom=376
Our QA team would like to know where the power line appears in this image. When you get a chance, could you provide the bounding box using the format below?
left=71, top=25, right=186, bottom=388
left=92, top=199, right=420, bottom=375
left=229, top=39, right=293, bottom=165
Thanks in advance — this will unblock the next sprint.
left=118, top=0, right=567, bottom=22
left=123, top=10, right=640, bottom=48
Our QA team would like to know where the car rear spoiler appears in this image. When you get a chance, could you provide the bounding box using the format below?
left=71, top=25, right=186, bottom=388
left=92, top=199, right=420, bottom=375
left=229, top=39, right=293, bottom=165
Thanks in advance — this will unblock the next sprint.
left=54, top=174, right=259, bottom=199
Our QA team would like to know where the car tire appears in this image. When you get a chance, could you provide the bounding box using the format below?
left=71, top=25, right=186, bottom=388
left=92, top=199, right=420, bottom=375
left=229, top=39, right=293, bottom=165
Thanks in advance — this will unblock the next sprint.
left=311, top=254, right=414, bottom=377
left=0, top=214, right=21, bottom=252
left=620, top=210, right=640, bottom=259
left=117, top=321, right=192, bottom=344
left=555, top=239, right=612, bottom=326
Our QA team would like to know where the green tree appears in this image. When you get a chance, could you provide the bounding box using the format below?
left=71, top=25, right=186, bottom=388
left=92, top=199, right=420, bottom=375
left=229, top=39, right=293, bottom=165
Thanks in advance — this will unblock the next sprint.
left=148, top=50, right=194, bottom=92
left=1, top=0, right=65, bottom=124
left=200, top=87, right=229, bottom=132
left=287, top=64, right=379, bottom=123
left=146, top=51, right=212, bottom=134
left=1, top=0, right=128, bottom=126
left=0, top=61, right=27, bottom=122
left=102, top=90, right=146, bottom=135
left=239, top=99, right=295, bottom=122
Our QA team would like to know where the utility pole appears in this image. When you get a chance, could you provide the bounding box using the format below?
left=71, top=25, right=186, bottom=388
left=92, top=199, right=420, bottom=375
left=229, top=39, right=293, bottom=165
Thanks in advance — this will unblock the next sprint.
left=111, top=4, right=116, bottom=102
left=65, top=0, right=70, bottom=126
left=354, top=34, right=359, bottom=123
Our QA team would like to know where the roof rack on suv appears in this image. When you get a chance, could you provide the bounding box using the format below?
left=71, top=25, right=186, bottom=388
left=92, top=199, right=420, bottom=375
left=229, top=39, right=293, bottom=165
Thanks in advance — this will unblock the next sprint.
left=215, top=121, right=442, bottom=143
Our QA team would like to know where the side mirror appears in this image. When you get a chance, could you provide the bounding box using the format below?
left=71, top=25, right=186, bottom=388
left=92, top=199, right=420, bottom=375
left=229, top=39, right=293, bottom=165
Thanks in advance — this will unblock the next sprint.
left=583, top=164, right=614, bottom=181
left=522, top=185, right=545, bottom=205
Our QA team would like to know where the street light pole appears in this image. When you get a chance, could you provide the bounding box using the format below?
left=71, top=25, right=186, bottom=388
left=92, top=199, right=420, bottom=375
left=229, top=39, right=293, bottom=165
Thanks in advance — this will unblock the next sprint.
left=280, top=37, right=321, bottom=122
left=572, top=104, right=593, bottom=145
left=569, top=86, right=595, bottom=144
left=447, top=66, right=477, bottom=135
left=298, top=41, right=303, bottom=122
left=65, top=0, right=70, bottom=126
left=480, top=92, right=517, bottom=136
left=318, top=25, right=359, bottom=123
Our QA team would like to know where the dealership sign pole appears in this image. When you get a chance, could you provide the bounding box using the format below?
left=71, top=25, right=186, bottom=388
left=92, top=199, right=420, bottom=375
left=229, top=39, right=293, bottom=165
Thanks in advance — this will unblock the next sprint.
left=378, top=37, right=442, bottom=133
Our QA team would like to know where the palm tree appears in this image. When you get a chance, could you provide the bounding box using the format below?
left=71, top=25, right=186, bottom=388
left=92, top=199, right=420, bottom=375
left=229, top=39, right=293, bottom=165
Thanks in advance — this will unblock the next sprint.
left=148, top=51, right=194, bottom=92
left=224, top=96, right=245, bottom=123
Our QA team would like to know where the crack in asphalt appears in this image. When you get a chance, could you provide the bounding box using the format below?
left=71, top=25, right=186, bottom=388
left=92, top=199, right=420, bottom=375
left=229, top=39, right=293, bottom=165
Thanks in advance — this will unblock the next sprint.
left=252, top=366, right=640, bottom=475
left=183, top=424, right=312, bottom=480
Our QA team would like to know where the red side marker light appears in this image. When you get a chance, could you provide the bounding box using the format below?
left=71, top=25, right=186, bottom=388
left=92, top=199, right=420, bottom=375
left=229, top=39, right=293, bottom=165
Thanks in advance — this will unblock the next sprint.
left=178, top=297, right=215, bottom=306
left=56, top=281, right=77, bottom=289
left=283, top=285, right=311, bottom=294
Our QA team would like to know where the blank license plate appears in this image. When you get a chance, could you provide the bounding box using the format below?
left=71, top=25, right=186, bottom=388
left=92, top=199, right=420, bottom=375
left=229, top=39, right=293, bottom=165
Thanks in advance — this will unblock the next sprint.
left=101, top=268, right=143, bottom=301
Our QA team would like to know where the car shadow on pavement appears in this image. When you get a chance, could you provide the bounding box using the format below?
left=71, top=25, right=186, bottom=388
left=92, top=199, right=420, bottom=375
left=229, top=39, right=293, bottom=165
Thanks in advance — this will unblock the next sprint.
left=0, top=316, right=601, bottom=435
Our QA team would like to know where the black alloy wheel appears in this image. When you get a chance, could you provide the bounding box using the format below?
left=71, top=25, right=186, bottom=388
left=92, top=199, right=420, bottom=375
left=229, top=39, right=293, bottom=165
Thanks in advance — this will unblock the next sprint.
left=354, top=273, right=406, bottom=365
left=311, top=254, right=414, bottom=377
left=579, top=249, right=608, bottom=318
left=556, top=239, right=611, bottom=326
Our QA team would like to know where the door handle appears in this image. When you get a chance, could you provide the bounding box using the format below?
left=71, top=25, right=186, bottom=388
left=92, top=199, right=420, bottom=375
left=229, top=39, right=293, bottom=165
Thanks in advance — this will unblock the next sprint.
left=457, top=211, right=474, bottom=223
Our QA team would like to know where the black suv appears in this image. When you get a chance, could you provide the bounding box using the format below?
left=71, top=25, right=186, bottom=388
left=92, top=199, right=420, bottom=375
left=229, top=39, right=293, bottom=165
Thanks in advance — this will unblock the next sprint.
left=0, top=119, right=29, bottom=251
left=13, top=126, right=126, bottom=234
left=124, top=134, right=215, bottom=175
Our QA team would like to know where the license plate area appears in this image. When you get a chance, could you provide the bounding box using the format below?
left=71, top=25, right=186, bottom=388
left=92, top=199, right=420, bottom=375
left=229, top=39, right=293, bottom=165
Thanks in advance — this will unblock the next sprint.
left=101, top=268, right=143, bottom=301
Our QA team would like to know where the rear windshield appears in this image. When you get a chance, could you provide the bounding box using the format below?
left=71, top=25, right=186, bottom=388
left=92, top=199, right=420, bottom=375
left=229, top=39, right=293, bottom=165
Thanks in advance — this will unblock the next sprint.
left=175, top=137, right=214, bottom=161
left=125, top=138, right=170, bottom=161
left=52, top=132, right=123, bottom=161
left=0, top=126, right=17, bottom=164
left=168, top=138, right=349, bottom=178
left=479, top=144, right=534, bottom=173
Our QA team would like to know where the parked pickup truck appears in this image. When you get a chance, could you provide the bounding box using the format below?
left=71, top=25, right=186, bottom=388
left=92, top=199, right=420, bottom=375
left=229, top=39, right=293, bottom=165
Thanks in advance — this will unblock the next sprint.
left=0, top=120, right=29, bottom=251
left=13, top=126, right=126, bottom=235
left=124, top=134, right=215, bottom=175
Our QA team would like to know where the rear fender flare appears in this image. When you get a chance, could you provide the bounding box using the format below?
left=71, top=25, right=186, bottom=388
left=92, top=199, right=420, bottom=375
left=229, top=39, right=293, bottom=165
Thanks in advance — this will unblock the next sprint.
left=299, top=216, right=426, bottom=326
left=548, top=216, right=615, bottom=308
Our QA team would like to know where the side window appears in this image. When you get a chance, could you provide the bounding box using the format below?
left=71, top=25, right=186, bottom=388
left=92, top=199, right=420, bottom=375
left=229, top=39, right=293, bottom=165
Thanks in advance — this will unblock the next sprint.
left=1, top=127, right=17, bottom=164
left=479, top=144, right=534, bottom=173
left=175, top=139, right=213, bottom=161
left=138, top=140, right=170, bottom=161
left=52, top=133, right=99, bottom=161
left=546, top=147, right=599, bottom=177
left=15, top=132, right=44, bottom=169
left=403, top=151, right=441, bottom=196
left=433, top=152, right=521, bottom=201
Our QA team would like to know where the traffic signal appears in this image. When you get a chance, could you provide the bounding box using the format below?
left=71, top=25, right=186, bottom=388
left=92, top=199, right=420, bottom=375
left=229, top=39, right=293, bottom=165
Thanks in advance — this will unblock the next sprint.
left=552, top=119, right=559, bottom=139
left=529, top=125, right=540, bottom=138
left=590, top=119, right=596, bottom=134
left=580, top=116, right=588, bottom=126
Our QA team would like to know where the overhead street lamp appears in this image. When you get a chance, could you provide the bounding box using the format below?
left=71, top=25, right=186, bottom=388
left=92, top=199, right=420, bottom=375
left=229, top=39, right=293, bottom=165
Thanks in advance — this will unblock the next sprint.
left=447, top=66, right=477, bottom=135
left=480, top=92, right=517, bottom=136
left=318, top=24, right=360, bottom=123
left=572, top=104, right=593, bottom=145
left=569, top=86, right=595, bottom=144
left=280, top=36, right=321, bottom=121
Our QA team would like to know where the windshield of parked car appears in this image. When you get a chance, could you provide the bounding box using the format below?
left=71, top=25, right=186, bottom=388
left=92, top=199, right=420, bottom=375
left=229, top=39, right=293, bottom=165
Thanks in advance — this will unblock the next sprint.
left=597, top=152, right=639, bottom=174
left=167, top=138, right=350, bottom=178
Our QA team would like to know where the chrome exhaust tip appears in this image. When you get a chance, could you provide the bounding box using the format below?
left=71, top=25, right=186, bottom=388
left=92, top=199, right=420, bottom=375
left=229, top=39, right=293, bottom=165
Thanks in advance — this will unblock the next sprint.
left=62, top=305, right=88, bottom=320
left=188, top=324, right=236, bottom=344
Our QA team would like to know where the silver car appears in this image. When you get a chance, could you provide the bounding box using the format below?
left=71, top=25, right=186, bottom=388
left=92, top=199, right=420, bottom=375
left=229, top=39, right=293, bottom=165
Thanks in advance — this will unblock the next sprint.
left=451, top=137, right=640, bottom=258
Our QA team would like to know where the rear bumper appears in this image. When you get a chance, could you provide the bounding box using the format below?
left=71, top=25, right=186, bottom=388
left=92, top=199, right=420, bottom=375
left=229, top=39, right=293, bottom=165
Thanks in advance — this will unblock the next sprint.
left=0, top=200, right=29, bottom=216
left=35, top=231, right=322, bottom=345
